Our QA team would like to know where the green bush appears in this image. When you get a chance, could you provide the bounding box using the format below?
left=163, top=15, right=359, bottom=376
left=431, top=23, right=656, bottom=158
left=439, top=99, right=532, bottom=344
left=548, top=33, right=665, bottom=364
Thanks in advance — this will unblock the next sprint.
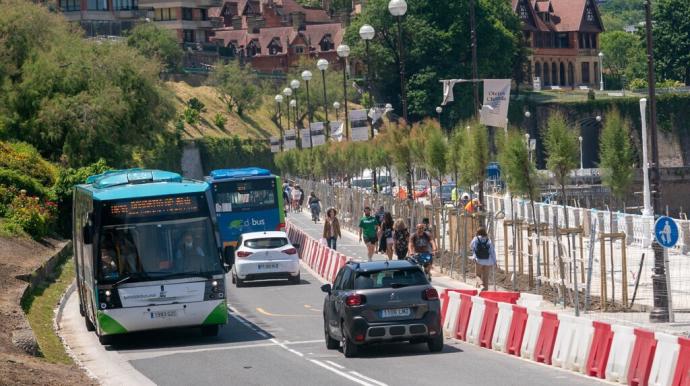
left=187, top=97, right=206, bottom=112
left=0, top=184, right=19, bottom=216
left=183, top=107, right=200, bottom=125
left=0, top=142, right=58, bottom=187
left=0, top=168, right=49, bottom=198
left=6, top=192, right=57, bottom=240
left=628, top=78, right=648, bottom=90
left=213, top=112, right=227, bottom=129
left=198, top=136, right=275, bottom=174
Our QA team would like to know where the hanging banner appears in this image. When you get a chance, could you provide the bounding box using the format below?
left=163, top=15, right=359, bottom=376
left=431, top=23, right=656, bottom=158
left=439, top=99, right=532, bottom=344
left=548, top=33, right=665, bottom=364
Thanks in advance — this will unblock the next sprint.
left=479, top=79, right=511, bottom=129
left=349, top=109, right=369, bottom=142
left=299, top=129, right=311, bottom=148
left=270, top=136, right=281, bottom=153
left=330, top=121, right=343, bottom=142
left=283, top=130, right=296, bottom=150
left=310, top=122, right=326, bottom=146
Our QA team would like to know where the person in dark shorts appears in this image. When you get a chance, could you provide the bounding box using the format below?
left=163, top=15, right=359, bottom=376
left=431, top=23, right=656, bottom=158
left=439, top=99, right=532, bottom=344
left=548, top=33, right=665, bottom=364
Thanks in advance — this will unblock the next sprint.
left=358, top=206, right=379, bottom=262
left=393, top=218, right=410, bottom=260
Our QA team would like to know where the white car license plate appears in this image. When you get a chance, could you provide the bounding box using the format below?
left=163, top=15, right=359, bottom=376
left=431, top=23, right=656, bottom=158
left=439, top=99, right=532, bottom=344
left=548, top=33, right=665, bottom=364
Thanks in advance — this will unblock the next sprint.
left=381, top=308, right=411, bottom=318
left=150, top=310, right=177, bottom=319
left=258, top=263, right=279, bottom=270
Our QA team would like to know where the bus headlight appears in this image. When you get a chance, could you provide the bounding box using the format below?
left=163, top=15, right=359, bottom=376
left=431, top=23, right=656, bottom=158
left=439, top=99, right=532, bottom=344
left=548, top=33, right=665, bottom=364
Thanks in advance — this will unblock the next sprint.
left=205, top=279, right=225, bottom=300
left=98, top=288, right=122, bottom=309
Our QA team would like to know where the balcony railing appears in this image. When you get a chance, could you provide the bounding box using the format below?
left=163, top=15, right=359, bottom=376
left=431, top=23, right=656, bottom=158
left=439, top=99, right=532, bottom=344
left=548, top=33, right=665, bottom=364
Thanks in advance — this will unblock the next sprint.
left=196, top=0, right=221, bottom=7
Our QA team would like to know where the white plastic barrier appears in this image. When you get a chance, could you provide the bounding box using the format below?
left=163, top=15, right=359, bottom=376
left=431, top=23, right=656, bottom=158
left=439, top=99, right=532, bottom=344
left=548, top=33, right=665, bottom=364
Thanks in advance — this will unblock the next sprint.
left=521, top=308, right=543, bottom=360
left=648, top=333, right=680, bottom=386
left=442, top=292, right=462, bottom=337
left=566, top=317, right=594, bottom=373
left=517, top=293, right=543, bottom=309
left=551, top=314, right=577, bottom=368
left=491, top=302, right=514, bottom=353
left=605, top=325, right=636, bottom=384
left=466, top=296, right=486, bottom=345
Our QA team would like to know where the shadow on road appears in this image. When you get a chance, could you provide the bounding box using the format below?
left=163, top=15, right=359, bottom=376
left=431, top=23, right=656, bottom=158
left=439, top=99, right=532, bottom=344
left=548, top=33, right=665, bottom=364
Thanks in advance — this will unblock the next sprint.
left=352, top=342, right=463, bottom=358
left=238, top=279, right=312, bottom=288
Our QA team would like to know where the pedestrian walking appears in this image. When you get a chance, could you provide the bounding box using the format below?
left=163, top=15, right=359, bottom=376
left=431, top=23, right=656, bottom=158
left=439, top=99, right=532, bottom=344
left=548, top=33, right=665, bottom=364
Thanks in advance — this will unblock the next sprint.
left=308, top=192, right=321, bottom=223
left=291, top=185, right=302, bottom=212
left=470, top=227, right=496, bottom=291
left=358, top=206, right=379, bottom=261
left=393, top=219, right=409, bottom=260
left=378, top=212, right=395, bottom=260
left=375, top=206, right=386, bottom=224
left=298, top=185, right=305, bottom=211
left=322, top=208, right=341, bottom=250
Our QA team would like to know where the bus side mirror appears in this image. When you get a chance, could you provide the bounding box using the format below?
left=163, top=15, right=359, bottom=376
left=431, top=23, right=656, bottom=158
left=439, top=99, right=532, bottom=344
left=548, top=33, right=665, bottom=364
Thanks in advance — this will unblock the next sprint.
left=83, top=224, right=93, bottom=245
left=223, top=246, right=235, bottom=271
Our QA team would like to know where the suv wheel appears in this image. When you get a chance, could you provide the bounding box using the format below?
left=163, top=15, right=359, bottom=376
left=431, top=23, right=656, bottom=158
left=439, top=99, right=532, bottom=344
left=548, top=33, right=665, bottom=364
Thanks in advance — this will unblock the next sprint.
left=235, top=277, right=244, bottom=287
left=290, top=272, right=301, bottom=285
left=341, top=323, right=358, bottom=358
left=325, top=320, right=339, bottom=349
left=427, top=334, right=443, bottom=353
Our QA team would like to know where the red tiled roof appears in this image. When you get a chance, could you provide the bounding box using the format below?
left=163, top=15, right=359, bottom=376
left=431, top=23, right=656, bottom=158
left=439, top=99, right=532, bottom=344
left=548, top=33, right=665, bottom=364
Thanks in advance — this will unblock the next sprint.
left=258, top=26, right=296, bottom=53
left=303, top=23, right=342, bottom=51
left=209, top=6, right=222, bottom=18
left=275, top=0, right=330, bottom=23
left=212, top=29, right=250, bottom=47
left=514, top=0, right=601, bottom=33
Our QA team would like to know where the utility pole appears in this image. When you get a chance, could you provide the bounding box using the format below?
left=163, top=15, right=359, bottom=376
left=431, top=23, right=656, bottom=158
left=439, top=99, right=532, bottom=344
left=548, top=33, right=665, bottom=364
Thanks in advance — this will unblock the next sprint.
left=644, top=0, right=668, bottom=323
left=469, top=0, right=479, bottom=112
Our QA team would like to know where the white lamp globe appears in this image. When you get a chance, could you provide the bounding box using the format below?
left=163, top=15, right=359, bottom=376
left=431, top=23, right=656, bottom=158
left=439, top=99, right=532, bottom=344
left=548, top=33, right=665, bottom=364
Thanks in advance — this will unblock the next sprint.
left=290, top=79, right=300, bottom=89
left=336, top=44, right=350, bottom=58
left=317, top=59, right=329, bottom=71
left=388, top=0, right=407, bottom=16
left=290, top=99, right=296, bottom=107
left=333, top=101, right=341, bottom=109
left=275, top=94, right=283, bottom=103
left=301, top=70, right=313, bottom=81
left=359, top=24, right=375, bottom=40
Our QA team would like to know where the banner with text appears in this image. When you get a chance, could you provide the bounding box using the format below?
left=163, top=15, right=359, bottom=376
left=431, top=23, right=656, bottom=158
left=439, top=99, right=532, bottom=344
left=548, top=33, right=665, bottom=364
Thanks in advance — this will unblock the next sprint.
left=310, top=122, right=326, bottom=146
left=330, top=121, right=343, bottom=142
left=349, top=109, right=369, bottom=142
left=270, top=136, right=281, bottom=153
left=284, top=130, right=296, bottom=150
left=479, top=79, right=511, bottom=129
left=299, top=129, right=311, bottom=148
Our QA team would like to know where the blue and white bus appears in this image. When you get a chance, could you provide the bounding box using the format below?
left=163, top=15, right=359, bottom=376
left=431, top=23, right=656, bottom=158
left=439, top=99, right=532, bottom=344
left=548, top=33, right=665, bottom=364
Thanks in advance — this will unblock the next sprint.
left=206, top=168, right=285, bottom=250
left=73, top=169, right=229, bottom=344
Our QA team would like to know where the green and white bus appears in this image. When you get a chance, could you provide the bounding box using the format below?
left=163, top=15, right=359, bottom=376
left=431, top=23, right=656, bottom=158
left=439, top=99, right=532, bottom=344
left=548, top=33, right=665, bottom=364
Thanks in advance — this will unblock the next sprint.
left=73, top=169, right=229, bottom=344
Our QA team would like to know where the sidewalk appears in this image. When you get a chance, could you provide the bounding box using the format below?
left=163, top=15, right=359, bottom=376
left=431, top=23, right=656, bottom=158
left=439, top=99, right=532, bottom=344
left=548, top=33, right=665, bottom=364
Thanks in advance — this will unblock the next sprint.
left=287, top=210, right=690, bottom=336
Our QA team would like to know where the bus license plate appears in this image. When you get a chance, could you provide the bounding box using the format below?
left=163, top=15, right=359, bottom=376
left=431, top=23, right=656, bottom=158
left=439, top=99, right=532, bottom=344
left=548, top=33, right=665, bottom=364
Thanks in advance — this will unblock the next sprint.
left=150, top=310, right=177, bottom=319
left=258, top=263, right=279, bottom=270
left=381, top=308, right=411, bottom=318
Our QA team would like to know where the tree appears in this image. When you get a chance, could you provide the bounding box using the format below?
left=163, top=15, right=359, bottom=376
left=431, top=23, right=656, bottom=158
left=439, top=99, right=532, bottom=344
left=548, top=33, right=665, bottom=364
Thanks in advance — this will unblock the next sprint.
left=653, top=0, right=690, bottom=83
left=543, top=112, right=578, bottom=303
left=447, top=127, right=465, bottom=186
left=599, top=109, right=634, bottom=210
left=126, top=22, right=183, bottom=72
left=425, top=124, right=448, bottom=208
left=209, top=61, right=261, bottom=117
left=459, top=123, right=489, bottom=204
left=498, top=130, right=542, bottom=288
left=600, top=31, right=646, bottom=83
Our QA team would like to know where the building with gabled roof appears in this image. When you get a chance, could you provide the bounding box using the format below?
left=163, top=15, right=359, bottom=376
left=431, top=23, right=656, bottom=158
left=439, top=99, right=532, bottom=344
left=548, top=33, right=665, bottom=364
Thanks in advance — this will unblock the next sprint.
left=513, top=0, right=605, bottom=88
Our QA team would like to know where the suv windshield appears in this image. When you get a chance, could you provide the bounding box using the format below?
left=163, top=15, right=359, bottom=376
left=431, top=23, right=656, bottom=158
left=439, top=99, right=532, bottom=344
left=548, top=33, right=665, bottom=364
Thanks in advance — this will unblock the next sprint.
left=354, top=268, right=427, bottom=289
left=244, top=237, right=288, bottom=249
left=97, top=217, right=221, bottom=283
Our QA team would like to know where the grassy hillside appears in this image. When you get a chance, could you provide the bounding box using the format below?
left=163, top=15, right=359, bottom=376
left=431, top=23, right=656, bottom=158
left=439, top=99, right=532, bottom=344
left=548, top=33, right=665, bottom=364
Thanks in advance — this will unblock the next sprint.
left=166, top=81, right=279, bottom=140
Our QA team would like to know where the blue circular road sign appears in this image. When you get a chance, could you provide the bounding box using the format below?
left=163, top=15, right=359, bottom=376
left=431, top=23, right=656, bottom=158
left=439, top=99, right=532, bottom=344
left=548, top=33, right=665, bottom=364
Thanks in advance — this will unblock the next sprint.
left=654, top=216, right=679, bottom=249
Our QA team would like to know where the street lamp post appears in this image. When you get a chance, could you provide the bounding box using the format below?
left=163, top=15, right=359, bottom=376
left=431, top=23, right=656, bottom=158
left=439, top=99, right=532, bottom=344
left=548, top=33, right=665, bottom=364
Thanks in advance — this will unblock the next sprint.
left=598, top=52, right=605, bottom=91
left=360, top=24, right=376, bottom=140
left=436, top=106, right=443, bottom=134
left=290, top=79, right=300, bottom=130
left=283, top=87, right=292, bottom=133
left=578, top=136, right=584, bottom=170
left=290, top=99, right=297, bottom=136
left=317, top=59, right=330, bottom=137
left=336, top=44, right=350, bottom=140
left=388, top=0, right=408, bottom=122
left=302, top=70, right=313, bottom=149
left=275, top=94, right=284, bottom=151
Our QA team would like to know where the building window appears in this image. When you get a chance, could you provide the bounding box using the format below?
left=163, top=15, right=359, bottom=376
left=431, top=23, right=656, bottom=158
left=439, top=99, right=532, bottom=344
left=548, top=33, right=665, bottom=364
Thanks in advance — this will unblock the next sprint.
left=60, top=0, right=80, bottom=11
left=183, top=29, right=195, bottom=43
left=557, top=33, right=569, bottom=48
left=155, top=8, right=175, bottom=21
left=582, top=62, right=590, bottom=83
left=535, top=62, right=542, bottom=81
left=247, top=41, right=259, bottom=57
left=87, top=0, right=108, bottom=11
left=319, top=35, right=334, bottom=51
left=182, top=8, right=193, bottom=21
left=200, top=9, right=207, bottom=20
left=113, top=0, right=137, bottom=10
left=294, top=46, right=305, bottom=54
left=594, top=62, right=599, bottom=85
left=268, top=38, right=282, bottom=55
left=519, top=5, right=528, bottom=20
left=586, top=7, right=594, bottom=23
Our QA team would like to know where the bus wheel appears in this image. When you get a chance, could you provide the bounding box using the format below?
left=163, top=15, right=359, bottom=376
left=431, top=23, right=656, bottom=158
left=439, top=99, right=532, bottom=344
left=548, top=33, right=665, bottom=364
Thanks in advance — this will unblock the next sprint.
left=202, top=325, right=219, bottom=337
left=84, top=315, right=95, bottom=332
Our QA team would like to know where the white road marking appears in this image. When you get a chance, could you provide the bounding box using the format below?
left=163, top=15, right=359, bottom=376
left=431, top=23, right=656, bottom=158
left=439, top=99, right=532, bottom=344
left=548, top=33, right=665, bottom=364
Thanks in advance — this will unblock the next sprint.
left=325, top=360, right=345, bottom=369
left=309, top=359, right=379, bottom=386
left=288, top=349, right=304, bottom=357
left=349, top=371, right=389, bottom=386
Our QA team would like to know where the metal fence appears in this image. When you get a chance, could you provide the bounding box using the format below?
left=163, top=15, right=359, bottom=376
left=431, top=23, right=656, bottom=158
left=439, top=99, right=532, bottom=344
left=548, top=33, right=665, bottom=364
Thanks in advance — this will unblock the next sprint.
left=295, top=179, right=690, bottom=321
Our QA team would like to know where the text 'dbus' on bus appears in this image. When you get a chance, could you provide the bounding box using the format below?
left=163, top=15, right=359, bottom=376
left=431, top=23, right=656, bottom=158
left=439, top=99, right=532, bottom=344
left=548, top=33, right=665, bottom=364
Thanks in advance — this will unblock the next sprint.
left=73, top=169, right=230, bottom=344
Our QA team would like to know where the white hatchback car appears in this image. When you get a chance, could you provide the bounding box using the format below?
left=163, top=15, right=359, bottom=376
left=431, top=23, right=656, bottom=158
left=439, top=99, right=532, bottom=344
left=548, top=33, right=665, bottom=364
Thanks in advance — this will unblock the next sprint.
left=231, top=231, right=301, bottom=287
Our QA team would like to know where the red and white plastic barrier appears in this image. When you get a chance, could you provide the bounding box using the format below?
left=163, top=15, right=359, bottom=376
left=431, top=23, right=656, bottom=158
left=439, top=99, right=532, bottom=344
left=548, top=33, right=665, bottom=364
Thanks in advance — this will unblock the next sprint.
left=286, top=221, right=348, bottom=284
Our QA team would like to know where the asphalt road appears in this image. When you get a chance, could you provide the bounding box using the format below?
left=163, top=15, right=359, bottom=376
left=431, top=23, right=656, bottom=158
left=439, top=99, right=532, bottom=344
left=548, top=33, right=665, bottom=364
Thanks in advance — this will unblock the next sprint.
left=62, top=211, right=608, bottom=386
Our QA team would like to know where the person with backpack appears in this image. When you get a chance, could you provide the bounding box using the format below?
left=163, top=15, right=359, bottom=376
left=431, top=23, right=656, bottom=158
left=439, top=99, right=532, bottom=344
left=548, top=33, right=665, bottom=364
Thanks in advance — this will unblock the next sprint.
left=470, top=227, right=496, bottom=291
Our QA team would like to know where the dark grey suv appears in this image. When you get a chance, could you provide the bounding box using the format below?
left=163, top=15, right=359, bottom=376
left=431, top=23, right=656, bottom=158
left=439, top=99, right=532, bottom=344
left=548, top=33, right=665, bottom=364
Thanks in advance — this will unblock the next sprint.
left=321, top=260, right=443, bottom=357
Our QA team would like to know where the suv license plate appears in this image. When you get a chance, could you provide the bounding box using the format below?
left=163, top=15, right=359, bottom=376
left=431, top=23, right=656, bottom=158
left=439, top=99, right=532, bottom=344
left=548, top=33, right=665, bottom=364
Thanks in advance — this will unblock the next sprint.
left=258, top=263, right=279, bottom=270
left=150, top=310, right=177, bottom=319
left=381, top=308, right=411, bottom=318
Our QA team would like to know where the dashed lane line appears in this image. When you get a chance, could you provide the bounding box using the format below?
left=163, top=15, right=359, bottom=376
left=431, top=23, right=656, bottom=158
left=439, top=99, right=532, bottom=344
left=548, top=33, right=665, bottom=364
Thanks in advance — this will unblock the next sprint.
left=309, top=359, right=387, bottom=386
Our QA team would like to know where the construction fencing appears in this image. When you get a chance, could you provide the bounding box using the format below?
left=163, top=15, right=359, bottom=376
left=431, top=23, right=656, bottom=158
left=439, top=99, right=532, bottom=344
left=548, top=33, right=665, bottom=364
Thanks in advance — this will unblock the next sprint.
left=295, top=179, right=690, bottom=321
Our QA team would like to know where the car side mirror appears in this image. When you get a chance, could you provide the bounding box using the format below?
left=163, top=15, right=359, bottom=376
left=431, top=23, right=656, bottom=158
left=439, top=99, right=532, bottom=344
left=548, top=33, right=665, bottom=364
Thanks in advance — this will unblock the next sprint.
left=320, top=284, right=332, bottom=294
left=223, top=246, right=235, bottom=270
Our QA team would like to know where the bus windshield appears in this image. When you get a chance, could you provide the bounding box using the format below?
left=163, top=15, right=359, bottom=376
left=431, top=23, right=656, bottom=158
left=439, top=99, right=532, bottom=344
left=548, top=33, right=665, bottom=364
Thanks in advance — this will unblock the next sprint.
left=213, top=178, right=277, bottom=213
left=97, top=217, right=221, bottom=283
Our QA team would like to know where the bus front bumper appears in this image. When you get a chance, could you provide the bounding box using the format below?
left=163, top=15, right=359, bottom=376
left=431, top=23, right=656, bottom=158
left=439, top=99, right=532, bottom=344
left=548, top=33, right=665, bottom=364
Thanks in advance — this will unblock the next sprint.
left=97, top=300, right=227, bottom=336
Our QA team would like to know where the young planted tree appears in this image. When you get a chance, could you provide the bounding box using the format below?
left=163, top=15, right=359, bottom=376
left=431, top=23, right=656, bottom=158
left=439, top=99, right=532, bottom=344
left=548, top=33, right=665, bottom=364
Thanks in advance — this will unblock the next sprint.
left=543, top=112, right=579, bottom=305
left=209, top=61, right=261, bottom=117
left=425, top=124, right=448, bottom=208
left=499, top=130, right=542, bottom=289
left=460, top=123, right=490, bottom=206
left=599, top=110, right=635, bottom=210
left=447, top=128, right=465, bottom=187
left=384, top=125, right=413, bottom=198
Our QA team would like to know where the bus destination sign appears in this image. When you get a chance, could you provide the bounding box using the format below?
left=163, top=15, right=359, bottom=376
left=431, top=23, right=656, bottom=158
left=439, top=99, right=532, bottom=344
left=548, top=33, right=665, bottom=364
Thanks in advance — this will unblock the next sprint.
left=107, top=196, right=200, bottom=219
